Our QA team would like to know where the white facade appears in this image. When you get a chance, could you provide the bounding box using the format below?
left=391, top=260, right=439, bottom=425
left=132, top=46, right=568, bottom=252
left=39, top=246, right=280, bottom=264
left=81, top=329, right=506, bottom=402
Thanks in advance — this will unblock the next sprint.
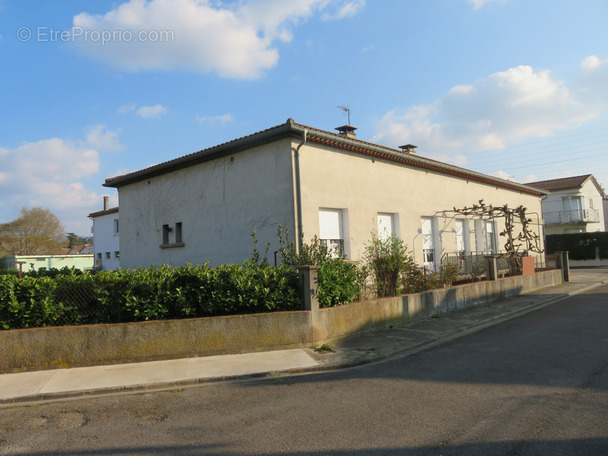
left=105, top=120, right=545, bottom=270
left=89, top=206, right=120, bottom=270
left=527, top=175, right=606, bottom=235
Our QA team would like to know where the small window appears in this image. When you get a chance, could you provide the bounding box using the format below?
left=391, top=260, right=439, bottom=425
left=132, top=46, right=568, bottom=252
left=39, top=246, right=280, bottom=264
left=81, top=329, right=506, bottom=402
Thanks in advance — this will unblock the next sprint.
left=319, top=209, right=345, bottom=257
left=114, top=251, right=120, bottom=258
left=97, top=253, right=102, bottom=260
left=105, top=252, right=111, bottom=259
left=175, top=222, right=183, bottom=243
left=113, top=219, right=119, bottom=235
left=162, top=224, right=171, bottom=245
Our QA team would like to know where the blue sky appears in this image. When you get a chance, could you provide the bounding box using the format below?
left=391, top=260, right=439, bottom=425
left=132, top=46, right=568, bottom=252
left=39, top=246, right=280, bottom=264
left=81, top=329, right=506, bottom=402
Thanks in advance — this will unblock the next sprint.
left=1, top=0, right=607, bottom=235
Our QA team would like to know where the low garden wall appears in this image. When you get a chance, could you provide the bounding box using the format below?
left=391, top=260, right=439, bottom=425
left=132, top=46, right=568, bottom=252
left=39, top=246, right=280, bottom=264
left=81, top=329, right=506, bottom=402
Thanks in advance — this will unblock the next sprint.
left=0, top=269, right=563, bottom=374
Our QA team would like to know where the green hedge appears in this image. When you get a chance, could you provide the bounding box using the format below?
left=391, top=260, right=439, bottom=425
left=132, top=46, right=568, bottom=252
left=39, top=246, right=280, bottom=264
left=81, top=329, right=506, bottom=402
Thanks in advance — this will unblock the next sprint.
left=546, top=233, right=608, bottom=260
left=0, top=263, right=300, bottom=330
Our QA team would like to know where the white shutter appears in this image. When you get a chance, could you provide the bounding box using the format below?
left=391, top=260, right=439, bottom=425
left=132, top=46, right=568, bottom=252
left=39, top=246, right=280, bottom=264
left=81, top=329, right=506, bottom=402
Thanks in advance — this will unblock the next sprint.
left=319, top=209, right=342, bottom=240
left=377, top=213, right=394, bottom=240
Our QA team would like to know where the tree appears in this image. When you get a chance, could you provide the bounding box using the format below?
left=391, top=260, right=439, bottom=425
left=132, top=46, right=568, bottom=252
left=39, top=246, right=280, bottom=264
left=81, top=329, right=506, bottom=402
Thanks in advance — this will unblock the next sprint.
left=0, top=207, right=66, bottom=255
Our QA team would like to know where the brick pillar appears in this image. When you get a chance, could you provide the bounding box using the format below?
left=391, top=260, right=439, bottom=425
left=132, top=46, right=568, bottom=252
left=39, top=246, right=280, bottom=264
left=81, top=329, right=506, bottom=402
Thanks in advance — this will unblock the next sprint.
left=558, top=251, right=570, bottom=282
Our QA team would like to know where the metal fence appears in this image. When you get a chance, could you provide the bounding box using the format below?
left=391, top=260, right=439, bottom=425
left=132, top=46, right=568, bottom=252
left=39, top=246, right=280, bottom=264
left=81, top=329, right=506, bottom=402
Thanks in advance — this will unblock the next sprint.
left=441, top=251, right=511, bottom=278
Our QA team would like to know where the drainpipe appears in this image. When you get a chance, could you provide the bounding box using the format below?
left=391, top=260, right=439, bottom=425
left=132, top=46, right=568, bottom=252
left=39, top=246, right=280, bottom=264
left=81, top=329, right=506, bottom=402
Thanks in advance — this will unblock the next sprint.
left=293, top=129, right=307, bottom=254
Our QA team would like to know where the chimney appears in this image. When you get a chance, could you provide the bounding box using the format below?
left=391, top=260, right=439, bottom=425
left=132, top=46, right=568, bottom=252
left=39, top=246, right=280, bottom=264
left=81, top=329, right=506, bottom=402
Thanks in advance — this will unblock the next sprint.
left=399, top=144, right=417, bottom=154
left=335, top=125, right=357, bottom=139
left=103, top=195, right=109, bottom=211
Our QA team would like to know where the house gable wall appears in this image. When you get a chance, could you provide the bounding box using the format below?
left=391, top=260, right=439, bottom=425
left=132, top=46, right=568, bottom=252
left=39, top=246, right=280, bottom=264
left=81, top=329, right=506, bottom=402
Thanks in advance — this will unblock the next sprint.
left=118, top=139, right=296, bottom=268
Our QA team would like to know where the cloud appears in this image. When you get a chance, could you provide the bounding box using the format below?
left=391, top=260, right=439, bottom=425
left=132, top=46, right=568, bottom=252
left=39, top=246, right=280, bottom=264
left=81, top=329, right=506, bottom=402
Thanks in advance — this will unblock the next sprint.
left=117, top=104, right=136, bottom=114
left=373, top=62, right=602, bottom=160
left=195, top=113, right=234, bottom=125
left=85, top=125, right=124, bottom=151
left=71, top=0, right=364, bottom=79
left=0, top=135, right=105, bottom=233
left=136, top=104, right=168, bottom=118
left=574, top=55, right=608, bottom=107
left=321, top=0, right=365, bottom=20
left=468, top=0, right=506, bottom=9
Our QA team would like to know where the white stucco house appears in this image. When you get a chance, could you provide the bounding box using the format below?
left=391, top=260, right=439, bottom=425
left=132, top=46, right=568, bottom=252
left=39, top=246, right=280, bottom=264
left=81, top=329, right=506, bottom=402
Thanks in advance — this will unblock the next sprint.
left=88, top=196, right=120, bottom=270
left=103, top=119, right=546, bottom=271
left=525, top=174, right=607, bottom=235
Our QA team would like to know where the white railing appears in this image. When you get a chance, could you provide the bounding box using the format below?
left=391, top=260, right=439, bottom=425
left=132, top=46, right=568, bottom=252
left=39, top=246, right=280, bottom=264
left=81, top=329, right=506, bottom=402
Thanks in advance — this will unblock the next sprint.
left=544, top=209, right=599, bottom=225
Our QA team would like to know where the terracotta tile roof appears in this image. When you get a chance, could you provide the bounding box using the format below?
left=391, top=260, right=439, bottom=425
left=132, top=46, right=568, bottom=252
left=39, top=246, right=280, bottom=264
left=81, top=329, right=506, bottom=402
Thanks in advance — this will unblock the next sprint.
left=525, top=174, right=593, bottom=192
left=103, top=119, right=545, bottom=196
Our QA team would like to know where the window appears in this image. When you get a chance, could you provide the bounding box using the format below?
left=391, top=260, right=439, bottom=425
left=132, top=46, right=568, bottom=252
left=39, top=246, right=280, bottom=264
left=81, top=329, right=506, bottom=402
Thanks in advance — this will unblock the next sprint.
left=114, top=251, right=120, bottom=258
left=113, top=219, right=119, bottom=235
left=160, top=223, right=185, bottom=248
left=562, top=196, right=584, bottom=221
left=485, top=221, right=497, bottom=253
left=455, top=219, right=465, bottom=253
left=162, top=224, right=171, bottom=245
left=421, top=217, right=436, bottom=271
left=319, top=209, right=344, bottom=257
left=105, top=252, right=111, bottom=259
left=97, top=253, right=102, bottom=260
left=175, top=222, right=183, bottom=244
left=377, top=213, right=396, bottom=241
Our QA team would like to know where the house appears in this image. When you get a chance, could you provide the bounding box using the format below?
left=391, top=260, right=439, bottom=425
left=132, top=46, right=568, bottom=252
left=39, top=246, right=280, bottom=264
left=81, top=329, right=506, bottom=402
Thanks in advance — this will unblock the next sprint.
left=67, top=244, right=94, bottom=255
left=88, top=196, right=120, bottom=270
left=1, top=254, right=94, bottom=272
left=103, top=119, right=546, bottom=270
left=525, top=174, right=607, bottom=235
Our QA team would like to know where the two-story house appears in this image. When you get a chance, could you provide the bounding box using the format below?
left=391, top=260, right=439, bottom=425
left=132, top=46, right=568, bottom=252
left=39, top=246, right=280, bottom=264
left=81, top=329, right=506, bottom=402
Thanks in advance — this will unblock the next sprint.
left=526, top=174, right=607, bottom=235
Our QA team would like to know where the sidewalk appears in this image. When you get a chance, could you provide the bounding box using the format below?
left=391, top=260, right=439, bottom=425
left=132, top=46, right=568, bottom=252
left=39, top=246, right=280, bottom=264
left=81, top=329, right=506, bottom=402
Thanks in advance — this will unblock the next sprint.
left=1, top=268, right=606, bottom=406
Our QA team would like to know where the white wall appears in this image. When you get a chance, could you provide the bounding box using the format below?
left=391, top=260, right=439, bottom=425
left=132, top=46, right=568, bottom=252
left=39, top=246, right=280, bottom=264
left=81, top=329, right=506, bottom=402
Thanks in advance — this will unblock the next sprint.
left=92, top=212, right=120, bottom=270
left=118, top=139, right=296, bottom=268
left=297, top=142, right=545, bottom=267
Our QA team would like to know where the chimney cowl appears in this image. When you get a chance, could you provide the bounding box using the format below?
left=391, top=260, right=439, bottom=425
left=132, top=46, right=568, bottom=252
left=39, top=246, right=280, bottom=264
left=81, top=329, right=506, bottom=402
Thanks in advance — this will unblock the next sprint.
left=398, top=144, right=417, bottom=154
left=103, top=195, right=109, bottom=211
left=335, top=125, right=357, bottom=139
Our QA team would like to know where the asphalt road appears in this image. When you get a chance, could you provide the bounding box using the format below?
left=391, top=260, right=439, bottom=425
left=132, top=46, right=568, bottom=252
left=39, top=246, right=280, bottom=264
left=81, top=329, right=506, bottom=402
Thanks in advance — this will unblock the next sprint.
left=1, top=285, right=608, bottom=455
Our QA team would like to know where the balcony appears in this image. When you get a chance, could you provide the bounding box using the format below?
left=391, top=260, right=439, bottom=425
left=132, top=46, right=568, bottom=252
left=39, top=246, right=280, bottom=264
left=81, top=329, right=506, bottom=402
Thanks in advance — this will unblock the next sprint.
left=544, top=209, right=600, bottom=226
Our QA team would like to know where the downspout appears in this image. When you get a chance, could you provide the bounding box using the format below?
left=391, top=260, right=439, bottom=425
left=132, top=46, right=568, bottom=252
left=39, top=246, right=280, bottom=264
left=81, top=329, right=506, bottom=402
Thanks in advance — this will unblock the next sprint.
left=293, top=129, right=307, bottom=254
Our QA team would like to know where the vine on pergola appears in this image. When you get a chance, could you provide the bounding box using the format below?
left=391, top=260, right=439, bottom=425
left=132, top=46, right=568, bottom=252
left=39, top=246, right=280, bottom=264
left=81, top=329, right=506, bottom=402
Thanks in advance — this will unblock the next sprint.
left=446, top=200, right=543, bottom=273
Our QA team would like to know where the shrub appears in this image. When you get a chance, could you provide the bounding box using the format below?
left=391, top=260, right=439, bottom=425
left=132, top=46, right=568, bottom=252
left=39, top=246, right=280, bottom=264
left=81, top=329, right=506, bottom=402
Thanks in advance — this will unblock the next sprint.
left=364, top=234, right=413, bottom=298
left=277, top=226, right=359, bottom=307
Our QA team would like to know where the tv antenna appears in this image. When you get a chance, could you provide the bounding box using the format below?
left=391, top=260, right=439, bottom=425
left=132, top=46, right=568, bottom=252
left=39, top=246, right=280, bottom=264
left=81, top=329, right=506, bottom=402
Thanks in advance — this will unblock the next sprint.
left=337, top=105, right=351, bottom=125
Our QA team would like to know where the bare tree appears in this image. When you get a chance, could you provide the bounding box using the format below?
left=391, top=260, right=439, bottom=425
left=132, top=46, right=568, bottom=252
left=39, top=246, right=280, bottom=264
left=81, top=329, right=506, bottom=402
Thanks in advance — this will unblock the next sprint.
left=448, top=200, right=543, bottom=275
left=0, top=207, right=65, bottom=255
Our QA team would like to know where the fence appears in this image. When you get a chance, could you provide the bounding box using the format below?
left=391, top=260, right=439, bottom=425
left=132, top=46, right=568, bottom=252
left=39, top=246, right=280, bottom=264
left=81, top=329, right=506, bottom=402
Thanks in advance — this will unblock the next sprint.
left=441, top=251, right=511, bottom=278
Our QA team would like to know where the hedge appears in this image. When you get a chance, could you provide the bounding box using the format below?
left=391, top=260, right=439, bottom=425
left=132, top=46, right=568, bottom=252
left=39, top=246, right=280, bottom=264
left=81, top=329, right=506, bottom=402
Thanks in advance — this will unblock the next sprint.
left=546, top=232, right=608, bottom=260
left=0, top=263, right=301, bottom=330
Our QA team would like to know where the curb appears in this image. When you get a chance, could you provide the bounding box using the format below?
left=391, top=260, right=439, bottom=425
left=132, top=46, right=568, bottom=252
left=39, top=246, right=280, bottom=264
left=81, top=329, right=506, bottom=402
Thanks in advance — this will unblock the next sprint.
left=2, top=280, right=605, bottom=407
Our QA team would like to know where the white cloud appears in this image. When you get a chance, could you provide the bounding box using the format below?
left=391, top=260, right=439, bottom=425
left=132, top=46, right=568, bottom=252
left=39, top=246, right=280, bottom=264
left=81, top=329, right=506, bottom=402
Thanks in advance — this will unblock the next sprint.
left=136, top=104, right=168, bottom=118
left=373, top=63, right=602, bottom=161
left=85, top=125, right=124, bottom=151
left=71, top=0, right=364, bottom=79
left=321, top=0, right=365, bottom=20
left=468, top=0, right=506, bottom=10
left=195, top=113, right=234, bottom=125
left=117, top=104, right=136, bottom=114
left=574, top=55, right=608, bottom=107
left=491, top=170, right=515, bottom=181
left=0, top=136, right=105, bottom=233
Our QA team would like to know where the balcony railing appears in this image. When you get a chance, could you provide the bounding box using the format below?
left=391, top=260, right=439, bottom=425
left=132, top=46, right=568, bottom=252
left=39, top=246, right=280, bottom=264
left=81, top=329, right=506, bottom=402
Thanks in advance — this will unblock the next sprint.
left=544, top=209, right=600, bottom=226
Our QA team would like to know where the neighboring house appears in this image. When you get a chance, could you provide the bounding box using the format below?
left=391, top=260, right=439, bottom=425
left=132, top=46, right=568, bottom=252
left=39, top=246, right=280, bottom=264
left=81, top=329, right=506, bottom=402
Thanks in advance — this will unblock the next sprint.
left=1, top=254, right=94, bottom=272
left=526, top=174, right=607, bottom=235
left=88, top=196, right=120, bottom=270
left=103, top=119, right=546, bottom=271
left=67, top=244, right=94, bottom=255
